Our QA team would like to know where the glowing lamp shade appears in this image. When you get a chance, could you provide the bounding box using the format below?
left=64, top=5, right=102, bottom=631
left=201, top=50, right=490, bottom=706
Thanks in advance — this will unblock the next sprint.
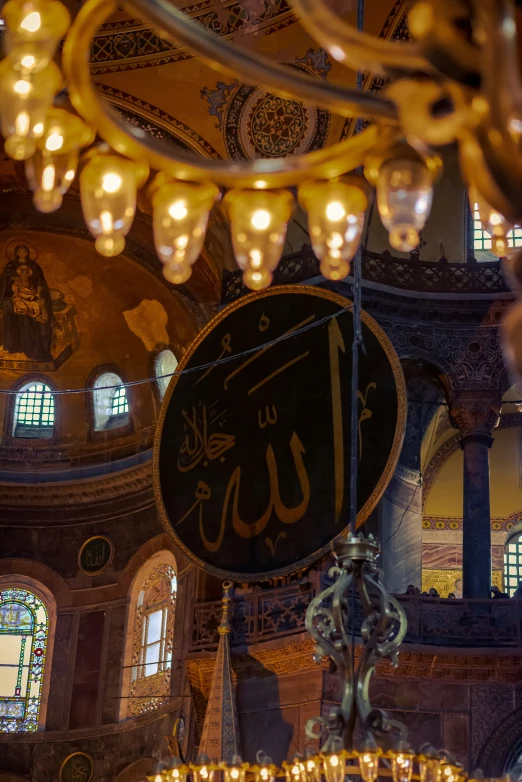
left=391, top=751, right=415, bottom=782
left=283, top=759, right=306, bottom=782
left=358, top=751, right=380, bottom=782
left=299, top=179, right=368, bottom=281
left=377, top=157, right=433, bottom=252
left=419, top=757, right=442, bottom=782
left=152, top=180, right=219, bottom=284
left=224, top=189, right=294, bottom=291
left=26, top=108, right=94, bottom=213
left=80, top=153, right=149, bottom=257
left=3, top=0, right=70, bottom=72
left=191, top=757, right=215, bottom=782
left=322, top=753, right=346, bottom=782
left=0, top=59, right=62, bottom=160
left=222, top=757, right=248, bottom=782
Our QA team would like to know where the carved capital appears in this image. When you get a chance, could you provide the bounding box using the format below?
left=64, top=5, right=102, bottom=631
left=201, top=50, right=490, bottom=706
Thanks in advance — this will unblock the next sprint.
left=449, top=391, right=501, bottom=443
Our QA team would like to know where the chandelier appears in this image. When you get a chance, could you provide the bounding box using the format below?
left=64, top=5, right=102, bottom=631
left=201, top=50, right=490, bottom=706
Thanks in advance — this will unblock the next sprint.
left=145, top=533, right=470, bottom=782
left=0, top=0, right=521, bottom=293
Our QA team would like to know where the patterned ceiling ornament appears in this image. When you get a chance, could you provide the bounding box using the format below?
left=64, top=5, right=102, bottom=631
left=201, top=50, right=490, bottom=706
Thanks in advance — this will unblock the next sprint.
left=340, top=1, right=410, bottom=141
left=89, top=0, right=293, bottom=74
left=218, top=49, right=331, bottom=161
left=200, top=80, right=239, bottom=131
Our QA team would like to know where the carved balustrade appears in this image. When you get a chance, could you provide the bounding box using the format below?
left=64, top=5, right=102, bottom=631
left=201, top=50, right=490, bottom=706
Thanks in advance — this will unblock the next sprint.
left=190, top=579, right=522, bottom=651
left=221, top=250, right=509, bottom=304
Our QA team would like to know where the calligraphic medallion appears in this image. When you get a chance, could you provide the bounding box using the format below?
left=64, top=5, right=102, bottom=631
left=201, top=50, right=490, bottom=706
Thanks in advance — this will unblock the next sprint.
left=154, top=286, right=406, bottom=579
left=60, top=751, right=93, bottom=782
left=78, top=536, right=113, bottom=576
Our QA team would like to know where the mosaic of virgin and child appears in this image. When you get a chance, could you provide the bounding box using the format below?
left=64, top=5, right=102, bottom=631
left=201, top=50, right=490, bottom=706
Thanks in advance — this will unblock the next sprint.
left=0, top=243, right=55, bottom=362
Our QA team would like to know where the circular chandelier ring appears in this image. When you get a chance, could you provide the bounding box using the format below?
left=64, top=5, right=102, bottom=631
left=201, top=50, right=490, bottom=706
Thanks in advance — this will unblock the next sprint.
left=63, top=0, right=400, bottom=187
left=289, top=0, right=433, bottom=77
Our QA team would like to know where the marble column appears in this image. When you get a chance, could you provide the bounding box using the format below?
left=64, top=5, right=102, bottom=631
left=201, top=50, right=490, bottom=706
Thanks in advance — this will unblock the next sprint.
left=379, top=464, right=423, bottom=593
left=450, top=392, right=501, bottom=599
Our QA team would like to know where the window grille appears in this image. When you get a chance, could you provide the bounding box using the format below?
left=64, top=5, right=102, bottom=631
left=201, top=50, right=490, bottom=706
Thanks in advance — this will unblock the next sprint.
left=473, top=203, right=522, bottom=251
left=111, top=385, right=128, bottom=416
left=13, top=383, right=54, bottom=438
left=505, top=535, right=522, bottom=596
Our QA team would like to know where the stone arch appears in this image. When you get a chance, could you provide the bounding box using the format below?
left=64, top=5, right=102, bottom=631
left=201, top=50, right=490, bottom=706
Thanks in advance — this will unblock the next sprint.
left=476, top=705, right=522, bottom=775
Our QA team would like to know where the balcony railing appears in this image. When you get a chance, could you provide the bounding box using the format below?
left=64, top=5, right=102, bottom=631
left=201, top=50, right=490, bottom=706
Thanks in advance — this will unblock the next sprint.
left=221, top=249, right=510, bottom=304
left=190, top=578, right=522, bottom=651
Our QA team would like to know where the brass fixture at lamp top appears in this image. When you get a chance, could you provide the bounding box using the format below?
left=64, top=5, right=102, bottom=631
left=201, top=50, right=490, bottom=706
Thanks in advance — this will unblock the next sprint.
left=3, top=0, right=522, bottom=300
left=146, top=533, right=482, bottom=782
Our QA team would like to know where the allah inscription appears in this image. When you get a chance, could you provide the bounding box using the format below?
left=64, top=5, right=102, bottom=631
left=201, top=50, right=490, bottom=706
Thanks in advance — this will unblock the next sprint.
left=78, top=536, right=113, bottom=576
left=154, top=286, right=406, bottom=579
left=60, top=752, right=93, bottom=782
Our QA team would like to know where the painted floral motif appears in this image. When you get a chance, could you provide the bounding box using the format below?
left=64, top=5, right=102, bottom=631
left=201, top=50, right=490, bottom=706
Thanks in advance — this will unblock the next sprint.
left=248, top=94, right=309, bottom=156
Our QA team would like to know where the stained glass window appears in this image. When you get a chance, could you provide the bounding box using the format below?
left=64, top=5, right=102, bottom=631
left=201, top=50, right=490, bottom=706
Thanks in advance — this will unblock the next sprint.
left=473, top=203, right=522, bottom=252
left=505, top=535, right=522, bottom=596
left=0, top=587, right=49, bottom=732
left=155, top=349, right=178, bottom=399
left=13, top=383, right=54, bottom=438
left=128, top=564, right=176, bottom=717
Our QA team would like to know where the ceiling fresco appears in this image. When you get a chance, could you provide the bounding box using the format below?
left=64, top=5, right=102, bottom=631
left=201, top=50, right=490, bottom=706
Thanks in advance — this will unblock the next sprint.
left=90, top=0, right=408, bottom=159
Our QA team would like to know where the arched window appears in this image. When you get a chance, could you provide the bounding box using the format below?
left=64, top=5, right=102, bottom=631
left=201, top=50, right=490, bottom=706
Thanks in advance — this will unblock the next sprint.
left=13, top=382, right=54, bottom=439
left=505, top=528, right=522, bottom=596
left=121, top=556, right=177, bottom=719
left=92, top=372, right=129, bottom=431
left=155, top=349, right=178, bottom=399
left=473, top=202, right=522, bottom=252
left=0, top=586, right=49, bottom=732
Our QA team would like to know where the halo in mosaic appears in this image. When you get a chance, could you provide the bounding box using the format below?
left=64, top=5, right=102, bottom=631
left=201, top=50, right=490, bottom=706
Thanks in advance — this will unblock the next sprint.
left=0, top=587, right=49, bottom=732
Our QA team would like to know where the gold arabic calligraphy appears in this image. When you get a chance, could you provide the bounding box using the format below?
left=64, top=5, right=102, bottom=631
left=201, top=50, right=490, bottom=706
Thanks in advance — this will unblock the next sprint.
left=177, top=405, right=235, bottom=472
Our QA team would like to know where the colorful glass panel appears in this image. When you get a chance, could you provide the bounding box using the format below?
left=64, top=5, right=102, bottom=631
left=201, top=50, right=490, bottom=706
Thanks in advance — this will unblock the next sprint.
left=0, top=587, right=48, bottom=732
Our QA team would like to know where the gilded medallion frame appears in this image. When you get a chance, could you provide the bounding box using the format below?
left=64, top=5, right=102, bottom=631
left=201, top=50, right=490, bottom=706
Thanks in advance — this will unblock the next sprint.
left=59, top=751, right=94, bottom=782
left=153, top=285, right=407, bottom=580
left=78, top=535, right=114, bottom=576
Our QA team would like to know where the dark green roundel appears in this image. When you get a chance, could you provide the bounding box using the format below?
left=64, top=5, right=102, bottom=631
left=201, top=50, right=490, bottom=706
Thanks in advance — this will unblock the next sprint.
left=154, top=286, right=405, bottom=580
left=78, top=536, right=113, bottom=576
left=60, top=752, right=93, bottom=782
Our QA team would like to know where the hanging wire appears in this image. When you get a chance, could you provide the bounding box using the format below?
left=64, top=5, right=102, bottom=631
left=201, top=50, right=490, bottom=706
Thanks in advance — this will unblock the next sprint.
left=0, top=303, right=354, bottom=395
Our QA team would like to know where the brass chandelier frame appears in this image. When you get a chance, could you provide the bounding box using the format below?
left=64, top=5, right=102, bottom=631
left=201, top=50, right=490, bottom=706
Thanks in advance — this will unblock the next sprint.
left=63, top=0, right=522, bottom=222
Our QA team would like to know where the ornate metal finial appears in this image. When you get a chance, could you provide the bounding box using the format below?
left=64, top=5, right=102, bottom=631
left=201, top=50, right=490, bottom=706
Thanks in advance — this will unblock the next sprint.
left=305, top=533, right=407, bottom=752
left=198, top=580, right=241, bottom=762
left=219, top=580, right=233, bottom=635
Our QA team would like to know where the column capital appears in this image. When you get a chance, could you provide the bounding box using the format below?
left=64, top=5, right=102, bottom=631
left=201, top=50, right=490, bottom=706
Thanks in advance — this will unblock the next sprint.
left=449, top=390, right=501, bottom=445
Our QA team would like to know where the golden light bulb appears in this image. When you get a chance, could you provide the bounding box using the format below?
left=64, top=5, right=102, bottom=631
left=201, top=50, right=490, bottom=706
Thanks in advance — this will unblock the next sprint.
left=251, top=209, right=271, bottom=230
left=64, top=169, right=75, bottom=182
left=21, top=54, right=35, bottom=68
left=14, top=79, right=30, bottom=95
left=102, top=172, right=122, bottom=193
left=42, top=163, right=55, bottom=190
left=20, top=11, right=41, bottom=32
left=326, top=201, right=346, bottom=221
left=15, top=111, right=29, bottom=134
left=231, top=771, right=239, bottom=779
left=168, top=200, right=188, bottom=220
left=45, top=132, right=63, bottom=151
left=32, top=121, right=43, bottom=135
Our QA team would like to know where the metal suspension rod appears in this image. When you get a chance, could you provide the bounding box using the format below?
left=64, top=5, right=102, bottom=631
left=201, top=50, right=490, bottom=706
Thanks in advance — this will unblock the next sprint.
left=349, top=0, right=365, bottom=537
